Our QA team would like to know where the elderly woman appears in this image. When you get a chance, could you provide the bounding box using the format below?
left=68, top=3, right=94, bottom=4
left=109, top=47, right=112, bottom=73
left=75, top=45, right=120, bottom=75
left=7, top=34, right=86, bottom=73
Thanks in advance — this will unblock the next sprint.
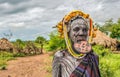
left=52, top=10, right=101, bottom=77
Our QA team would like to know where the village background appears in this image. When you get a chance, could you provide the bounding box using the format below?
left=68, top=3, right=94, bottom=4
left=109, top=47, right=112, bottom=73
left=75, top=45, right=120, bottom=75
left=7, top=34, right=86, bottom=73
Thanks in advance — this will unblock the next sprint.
left=0, top=0, right=120, bottom=77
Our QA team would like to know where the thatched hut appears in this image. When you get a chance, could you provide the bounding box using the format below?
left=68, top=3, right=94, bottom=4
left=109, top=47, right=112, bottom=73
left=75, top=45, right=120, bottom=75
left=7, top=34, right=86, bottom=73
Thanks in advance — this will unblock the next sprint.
left=0, top=38, right=14, bottom=52
left=22, top=41, right=41, bottom=55
left=91, top=30, right=120, bottom=51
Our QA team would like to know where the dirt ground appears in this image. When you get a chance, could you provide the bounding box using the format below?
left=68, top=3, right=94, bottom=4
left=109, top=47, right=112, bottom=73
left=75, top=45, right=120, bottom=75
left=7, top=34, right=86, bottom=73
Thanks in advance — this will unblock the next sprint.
left=0, top=53, right=52, bottom=77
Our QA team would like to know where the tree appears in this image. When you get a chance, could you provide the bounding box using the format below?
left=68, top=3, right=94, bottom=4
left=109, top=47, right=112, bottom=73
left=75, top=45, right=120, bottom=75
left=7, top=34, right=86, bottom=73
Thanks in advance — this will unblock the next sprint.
left=96, top=18, right=114, bottom=35
left=110, top=18, right=120, bottom=39
left=46, top=31, right=66, bottom=51
left=110, top=24, right=120, bottom=39
left=35, top=36, right=46, bottom=54
left=94, top=23, right=109, bottom=35
left=14, top=39, right=25, bottom=52
left=103, top=18, right=114, bottom=32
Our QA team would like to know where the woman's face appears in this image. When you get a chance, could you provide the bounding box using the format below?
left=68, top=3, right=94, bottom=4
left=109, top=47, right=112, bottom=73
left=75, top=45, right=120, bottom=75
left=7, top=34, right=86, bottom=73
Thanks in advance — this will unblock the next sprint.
left=68, top=18, right=91, bottom=54
left=69, top=18, right=89, bottom=44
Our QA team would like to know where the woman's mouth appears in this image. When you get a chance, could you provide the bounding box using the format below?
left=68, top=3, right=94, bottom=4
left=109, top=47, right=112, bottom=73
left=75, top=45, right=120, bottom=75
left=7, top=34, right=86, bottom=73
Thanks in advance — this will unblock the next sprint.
left=76, top=36, right=86, bottom=43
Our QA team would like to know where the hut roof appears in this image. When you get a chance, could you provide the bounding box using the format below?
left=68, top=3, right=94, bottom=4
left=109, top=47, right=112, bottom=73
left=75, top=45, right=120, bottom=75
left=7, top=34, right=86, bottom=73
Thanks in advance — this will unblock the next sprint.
left=92, top=30, right=120, bottom=51
left=0, top=38, right=13, bottom=50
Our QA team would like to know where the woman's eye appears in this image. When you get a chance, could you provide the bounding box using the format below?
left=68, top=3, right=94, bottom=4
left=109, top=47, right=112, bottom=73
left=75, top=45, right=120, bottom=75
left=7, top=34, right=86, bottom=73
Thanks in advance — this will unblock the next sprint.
left=83, top=28, right=88, bottom=32
left=83, top=29, right=86, bottom=31
left=73, top=27, right=79, bottom=31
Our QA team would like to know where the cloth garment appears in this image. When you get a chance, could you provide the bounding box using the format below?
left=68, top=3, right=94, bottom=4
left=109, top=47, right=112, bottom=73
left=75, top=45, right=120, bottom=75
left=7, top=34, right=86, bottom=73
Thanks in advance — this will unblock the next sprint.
left=52, top=50, right=101, bottom=77
left=70, top=52, right=101, bottom=77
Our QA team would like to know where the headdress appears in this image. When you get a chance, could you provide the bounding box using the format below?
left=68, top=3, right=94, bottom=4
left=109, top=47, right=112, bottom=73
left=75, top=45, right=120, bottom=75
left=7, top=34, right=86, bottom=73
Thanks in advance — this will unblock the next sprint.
left=56, top=10, right=96, bottom=58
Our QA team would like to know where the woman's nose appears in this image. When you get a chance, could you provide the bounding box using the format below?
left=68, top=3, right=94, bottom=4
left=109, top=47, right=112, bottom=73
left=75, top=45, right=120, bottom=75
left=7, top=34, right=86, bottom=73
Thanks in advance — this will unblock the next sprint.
left=77, top=29, right=84, bottom=35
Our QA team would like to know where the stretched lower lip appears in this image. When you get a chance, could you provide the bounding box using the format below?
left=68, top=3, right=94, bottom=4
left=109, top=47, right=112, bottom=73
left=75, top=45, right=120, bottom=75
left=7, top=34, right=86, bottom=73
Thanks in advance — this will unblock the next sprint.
left=76, top=37, right=85, bottom=40
left=78, top=37, right=84, bottom=39
left=77, top=39, right=85, bottom=42
left=75, top=39, right=86, bottom=43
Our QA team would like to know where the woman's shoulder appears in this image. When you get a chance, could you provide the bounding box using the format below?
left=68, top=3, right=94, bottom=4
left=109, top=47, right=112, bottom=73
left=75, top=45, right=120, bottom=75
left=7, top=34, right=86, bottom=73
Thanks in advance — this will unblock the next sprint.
left=54, top=49, right=67, bottom=58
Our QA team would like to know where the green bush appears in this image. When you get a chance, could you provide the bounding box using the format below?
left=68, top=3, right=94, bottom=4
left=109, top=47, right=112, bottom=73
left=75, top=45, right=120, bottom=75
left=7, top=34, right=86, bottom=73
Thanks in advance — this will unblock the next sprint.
left=92, top=45, right=110, bottom=57
left=0, top=65, right=7, bottom=70
left=45, top=31, right=66, bottom=51
left=0, top=51, right=15, bottom=68
left=0, top=60, right=6, bottom=69
left=13, top=39, right=26, bottom=51
left=93, top=45, right=120, bottom=77
left=13, top=53, right=26, bottom=57
left=0, top=51, right=14, bottom=61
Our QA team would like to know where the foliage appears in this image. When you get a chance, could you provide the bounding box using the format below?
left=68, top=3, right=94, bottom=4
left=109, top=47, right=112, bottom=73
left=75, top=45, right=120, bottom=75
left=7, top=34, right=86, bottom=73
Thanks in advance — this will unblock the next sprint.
left=110, top=23, right=120, bottom=39
left=24, top=41, right=41, bottom=55
left=0, top=51, right=14, bottom=61
left=95, top=18, right=114, bottom=35
left=0, top=65, right=6, bottom=70
left=13, top=39, right=25, bottom=51
left=95, top=18, right=120, bottom=40
left=45, top=31, right=66, bottom=51
left=0, top=51, right=27, bottom=69
left=103, top=18, right=114, bottom=31
left=13, top=52, right=26, bottom=57
left=35, top=36, right=47, bottom=53
left=92, top=45, right=110, bottom=57
left=0, top=51, right=14, bottom=69
left=93, top=45, right=120, bottom=77
left=35, top=36, right=47, bottom=44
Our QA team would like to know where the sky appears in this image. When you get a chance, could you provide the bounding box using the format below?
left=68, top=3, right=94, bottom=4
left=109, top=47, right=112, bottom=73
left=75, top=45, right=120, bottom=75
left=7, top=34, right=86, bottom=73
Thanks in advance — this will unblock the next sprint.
left=0, top=0, right=120, bottom=41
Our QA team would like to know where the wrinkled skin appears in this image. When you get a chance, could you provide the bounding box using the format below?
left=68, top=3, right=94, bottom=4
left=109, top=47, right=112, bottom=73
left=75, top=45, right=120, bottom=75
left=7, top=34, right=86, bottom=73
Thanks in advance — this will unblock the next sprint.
left=68, top=17, right=91, bottom=53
